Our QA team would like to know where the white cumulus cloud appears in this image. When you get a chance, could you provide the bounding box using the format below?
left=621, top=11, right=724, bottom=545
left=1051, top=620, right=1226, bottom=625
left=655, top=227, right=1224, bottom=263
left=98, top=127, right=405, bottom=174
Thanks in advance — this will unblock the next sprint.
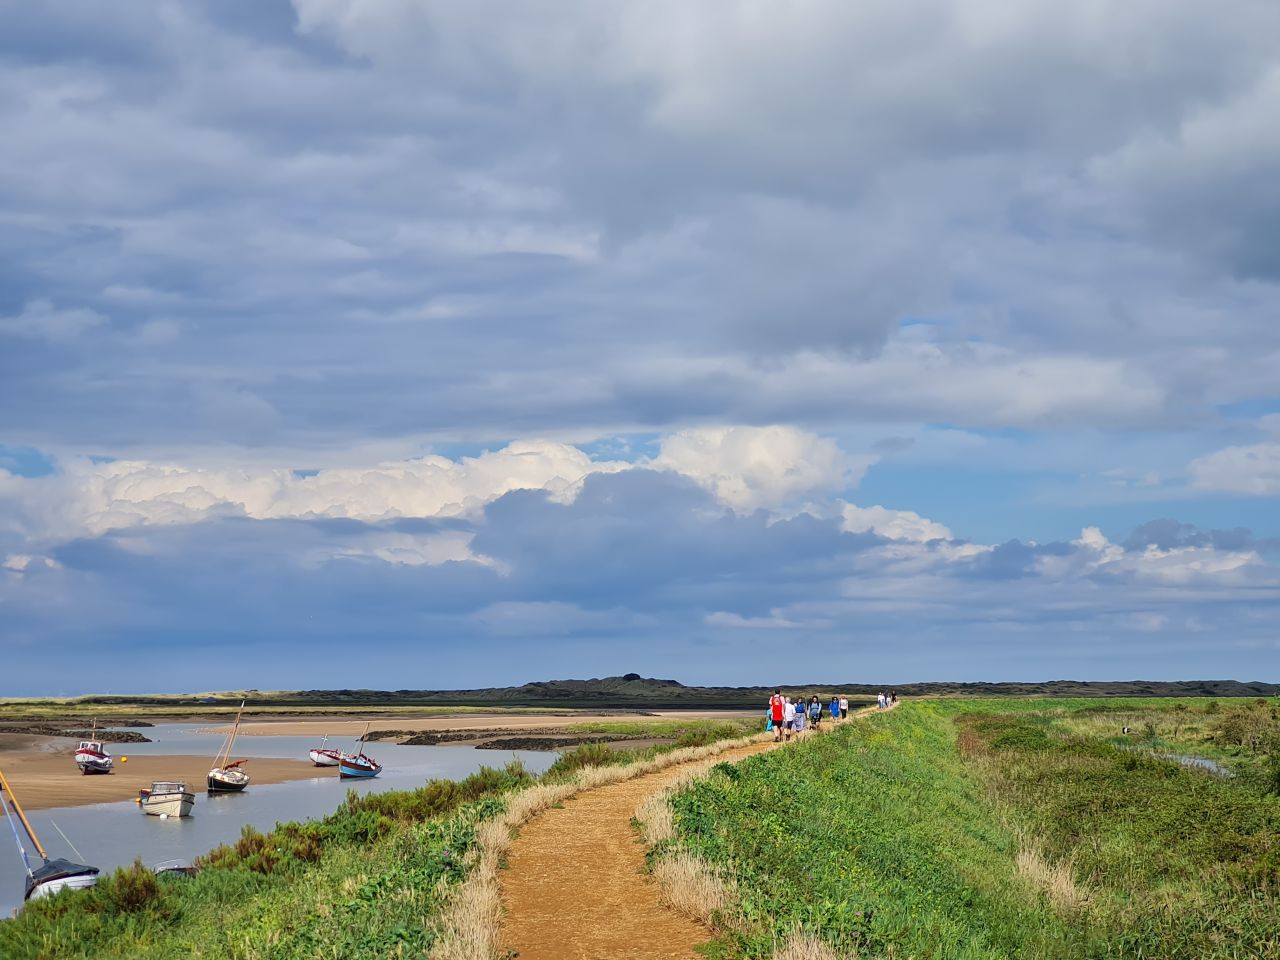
left=654, top=425, right=869, bottom=511
left=840, top=503, right=952, bottom=542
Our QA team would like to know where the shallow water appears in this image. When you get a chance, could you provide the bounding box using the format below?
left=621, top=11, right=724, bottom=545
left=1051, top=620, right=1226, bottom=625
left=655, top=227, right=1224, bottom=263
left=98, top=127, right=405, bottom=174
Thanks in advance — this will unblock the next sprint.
left=2, top=724, right=556, bottom=917
left=1164, top=752, right=1233, bottom=777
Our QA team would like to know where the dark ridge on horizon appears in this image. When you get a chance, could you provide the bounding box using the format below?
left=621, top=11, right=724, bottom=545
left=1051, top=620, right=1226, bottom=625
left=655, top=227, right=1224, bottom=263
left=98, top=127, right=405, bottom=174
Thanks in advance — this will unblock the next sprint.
left=39, top=674, right=1280, bottom=709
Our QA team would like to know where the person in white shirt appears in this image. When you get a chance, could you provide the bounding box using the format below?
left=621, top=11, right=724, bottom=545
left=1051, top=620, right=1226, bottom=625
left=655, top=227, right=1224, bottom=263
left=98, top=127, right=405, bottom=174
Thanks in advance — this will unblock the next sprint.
left=782, top=698, right=796, bottom=741
left=839, top=696, right=849, bottom=720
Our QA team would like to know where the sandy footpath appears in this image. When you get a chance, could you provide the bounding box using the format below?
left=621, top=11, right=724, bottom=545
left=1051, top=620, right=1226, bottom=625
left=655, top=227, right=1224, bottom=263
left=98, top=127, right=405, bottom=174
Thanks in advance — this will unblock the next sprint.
left=499, top=737, right=778, bottom=960
left=0, top=750, right=321, bottom=811
left=203, top=709, right=753, bottom=737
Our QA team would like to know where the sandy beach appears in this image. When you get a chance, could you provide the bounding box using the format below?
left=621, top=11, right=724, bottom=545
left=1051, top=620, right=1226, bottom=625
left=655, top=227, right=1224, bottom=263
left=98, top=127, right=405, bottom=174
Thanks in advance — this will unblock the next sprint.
left=0, top=748, right=320, bottom=811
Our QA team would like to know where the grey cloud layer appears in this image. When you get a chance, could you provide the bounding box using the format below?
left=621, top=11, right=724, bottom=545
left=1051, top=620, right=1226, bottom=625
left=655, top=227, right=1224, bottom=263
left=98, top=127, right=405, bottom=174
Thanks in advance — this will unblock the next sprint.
left=2, top=1, right=1280, bottom=451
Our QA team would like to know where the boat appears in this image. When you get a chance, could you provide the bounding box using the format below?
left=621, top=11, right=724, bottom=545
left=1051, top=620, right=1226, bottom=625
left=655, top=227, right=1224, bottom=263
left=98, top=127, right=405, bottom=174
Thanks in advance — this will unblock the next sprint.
left=308, top=734, right=342, bottom=767
left=138, top=781, right=195, bottom=817
left=338, top=723, right=382, bottom=779
left=0, top=767, right=99, bottom=903
left=74, top=719, right=113, bottom=775
left=207, top=700, right=250, bottom=793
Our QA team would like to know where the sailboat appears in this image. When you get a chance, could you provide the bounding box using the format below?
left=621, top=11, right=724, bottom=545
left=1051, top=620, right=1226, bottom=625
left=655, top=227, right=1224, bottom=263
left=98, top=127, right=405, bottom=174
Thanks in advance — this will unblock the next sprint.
left=308, top=734, right=341, bottom=767
left=74, top=719, right=113, bottom=775
left=338, top=723, right=382, bottom=779
left=207, top=700, right=250, bottom=793
left=1, top=767, right=99, bottom=903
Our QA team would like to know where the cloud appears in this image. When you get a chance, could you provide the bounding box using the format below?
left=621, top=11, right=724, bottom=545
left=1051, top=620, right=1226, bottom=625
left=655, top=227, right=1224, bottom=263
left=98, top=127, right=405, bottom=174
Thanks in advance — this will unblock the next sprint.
left=654, top=425, right=867, bottom=510
left=4, top=470, right=1275, bottom=692
left=0, top=300, right=107, bottom=341
left=3, top=3, right=1280, bottom=688
left=840, top=503, right=951, bottom=542
left=1189, top=441, right=1280, bottom=495
left=0, top=426, right=873, bottom=543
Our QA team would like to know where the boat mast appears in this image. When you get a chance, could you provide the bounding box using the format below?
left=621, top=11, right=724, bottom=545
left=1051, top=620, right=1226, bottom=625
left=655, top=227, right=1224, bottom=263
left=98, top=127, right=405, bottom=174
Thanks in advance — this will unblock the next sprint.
left=0, top=767, right=47, bottom=864
left=215, top=700, right=246, bottom=769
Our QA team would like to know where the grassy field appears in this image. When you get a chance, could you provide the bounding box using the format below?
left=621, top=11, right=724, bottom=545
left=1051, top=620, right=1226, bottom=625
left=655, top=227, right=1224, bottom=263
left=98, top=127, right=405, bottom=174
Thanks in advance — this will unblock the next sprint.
left=658, top=698, right=1280, bottom=959
left=0, top=718, right=755, bottom=959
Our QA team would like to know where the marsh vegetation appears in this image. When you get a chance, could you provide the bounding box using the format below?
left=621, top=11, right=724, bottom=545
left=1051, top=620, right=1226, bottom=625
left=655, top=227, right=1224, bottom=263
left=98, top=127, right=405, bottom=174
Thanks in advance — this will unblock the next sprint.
left=653, top=699, right=1280, bottom=959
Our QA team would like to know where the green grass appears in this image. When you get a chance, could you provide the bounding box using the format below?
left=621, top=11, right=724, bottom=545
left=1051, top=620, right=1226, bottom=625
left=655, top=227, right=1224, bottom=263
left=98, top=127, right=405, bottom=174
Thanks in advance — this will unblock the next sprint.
left=663, top=700, right=1280, bottom=959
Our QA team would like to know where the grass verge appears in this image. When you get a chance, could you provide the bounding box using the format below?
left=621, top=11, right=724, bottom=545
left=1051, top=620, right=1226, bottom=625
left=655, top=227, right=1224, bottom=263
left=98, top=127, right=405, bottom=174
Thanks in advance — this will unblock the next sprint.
left=653, top=700, right=1280, bottom=959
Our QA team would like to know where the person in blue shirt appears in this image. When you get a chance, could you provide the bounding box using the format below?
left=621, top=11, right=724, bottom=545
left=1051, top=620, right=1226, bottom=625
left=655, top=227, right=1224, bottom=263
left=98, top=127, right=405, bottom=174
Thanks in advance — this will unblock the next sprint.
left=830, top=695, right=841, bottom=722
left=808, top=695, right=822, bottom=730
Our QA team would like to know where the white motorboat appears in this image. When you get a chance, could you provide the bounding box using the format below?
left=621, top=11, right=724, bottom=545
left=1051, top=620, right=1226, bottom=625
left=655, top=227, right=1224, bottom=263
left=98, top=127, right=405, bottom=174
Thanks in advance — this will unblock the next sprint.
left=1, top=767, right=99, bottom=904
left=138, top=781, right=195, bottom=817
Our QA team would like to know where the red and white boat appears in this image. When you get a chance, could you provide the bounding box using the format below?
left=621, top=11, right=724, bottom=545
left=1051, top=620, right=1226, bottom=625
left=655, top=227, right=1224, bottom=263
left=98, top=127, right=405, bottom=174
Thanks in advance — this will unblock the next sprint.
left=308, top=735, right=341, bottom=767
left=74, top=721, right=113, bottom=775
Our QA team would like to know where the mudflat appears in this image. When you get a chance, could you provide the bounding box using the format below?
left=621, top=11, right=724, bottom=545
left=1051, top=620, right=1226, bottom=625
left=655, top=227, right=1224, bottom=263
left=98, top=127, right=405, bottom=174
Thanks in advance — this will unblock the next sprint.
left=0, top=748, right=319, bottom=811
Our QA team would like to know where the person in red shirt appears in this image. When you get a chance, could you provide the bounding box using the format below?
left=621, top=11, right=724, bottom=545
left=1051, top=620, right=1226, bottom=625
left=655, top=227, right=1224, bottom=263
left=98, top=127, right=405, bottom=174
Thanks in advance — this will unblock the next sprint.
left=768, top=690, right=785, bottom=743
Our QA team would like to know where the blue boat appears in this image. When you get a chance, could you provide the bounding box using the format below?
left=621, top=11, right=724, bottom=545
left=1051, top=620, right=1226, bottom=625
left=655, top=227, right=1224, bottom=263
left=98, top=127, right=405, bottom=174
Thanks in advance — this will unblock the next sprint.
left=338, top=752, right=382, bottom=778
left=337, top=723, right=382, bottom=778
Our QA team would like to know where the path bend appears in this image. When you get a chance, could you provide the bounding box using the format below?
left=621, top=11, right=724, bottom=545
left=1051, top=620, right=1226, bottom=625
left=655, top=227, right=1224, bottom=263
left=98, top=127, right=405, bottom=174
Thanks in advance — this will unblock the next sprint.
left=497, top=736, right=776, bottom=960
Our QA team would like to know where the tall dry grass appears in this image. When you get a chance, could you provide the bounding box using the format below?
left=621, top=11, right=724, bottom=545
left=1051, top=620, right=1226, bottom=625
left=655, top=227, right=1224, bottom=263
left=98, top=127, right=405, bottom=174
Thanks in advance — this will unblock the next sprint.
left=771, top=929, right=844, bottom=960
left=429, top=729, right=769, bottom=959
left=1013, top=830, right=1086, bottom=915
left=652, top=850, right=734, bottom=923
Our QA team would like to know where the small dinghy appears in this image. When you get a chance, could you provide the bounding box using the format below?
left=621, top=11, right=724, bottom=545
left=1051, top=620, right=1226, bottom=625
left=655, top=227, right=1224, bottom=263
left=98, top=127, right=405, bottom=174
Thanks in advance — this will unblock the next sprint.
left=74, top=719, right=113, bottom=775
left=207, top=700, right=250, bottom=793
left=138, top=781, right=195, bottom=817
left=338, top=723, right=382, bottom=779
left=1, top=767, right=99, bottom=904
left=308, top=735, right=341, bottom=767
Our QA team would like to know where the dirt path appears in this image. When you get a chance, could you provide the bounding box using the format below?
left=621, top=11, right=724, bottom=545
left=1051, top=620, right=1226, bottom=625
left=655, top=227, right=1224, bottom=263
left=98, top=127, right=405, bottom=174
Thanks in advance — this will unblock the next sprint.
left=498, top=736, right=777, bottom=960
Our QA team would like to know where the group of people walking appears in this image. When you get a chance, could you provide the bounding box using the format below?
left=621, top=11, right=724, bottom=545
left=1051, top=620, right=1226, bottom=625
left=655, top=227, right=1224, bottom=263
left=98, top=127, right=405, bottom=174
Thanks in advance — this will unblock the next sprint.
left=765, top=690, right=899, bottom=742
left=766, top=691, right=850, bottom=742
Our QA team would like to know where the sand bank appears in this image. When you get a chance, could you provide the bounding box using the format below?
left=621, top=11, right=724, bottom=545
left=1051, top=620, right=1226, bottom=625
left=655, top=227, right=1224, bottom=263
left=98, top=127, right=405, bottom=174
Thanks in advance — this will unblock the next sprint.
left=0, top=750, right=321, bottom=811
left=204, top=709, right=752, bottom=738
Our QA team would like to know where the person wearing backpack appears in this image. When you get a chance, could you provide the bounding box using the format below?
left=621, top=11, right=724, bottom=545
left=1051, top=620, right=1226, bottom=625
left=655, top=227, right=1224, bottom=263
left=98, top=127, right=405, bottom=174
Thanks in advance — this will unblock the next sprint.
left=808, top=695, right=822, bottom=731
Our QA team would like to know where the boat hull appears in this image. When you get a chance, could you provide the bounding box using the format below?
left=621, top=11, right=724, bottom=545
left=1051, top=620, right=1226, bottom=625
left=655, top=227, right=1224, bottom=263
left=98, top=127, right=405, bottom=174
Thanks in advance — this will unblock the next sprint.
left=207, top=766, right=250, bottom=793
left=28, top=872, right=99, bottom=901
left=24, top=858, right=100, bottom=902
left=75, top=742, right=113, bottom=774
left=309, top=748, right=341, bottom=766
left=338, top=755, right=382, bottom=778
left=207, top=775, right=248, bottom=793
left=140, top=792, right=195, bottom=817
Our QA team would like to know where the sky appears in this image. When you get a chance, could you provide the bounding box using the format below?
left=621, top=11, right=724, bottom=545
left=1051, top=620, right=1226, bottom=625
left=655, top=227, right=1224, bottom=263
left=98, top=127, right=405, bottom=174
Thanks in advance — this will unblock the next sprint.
left=2, top=1, right=1279, bottom=694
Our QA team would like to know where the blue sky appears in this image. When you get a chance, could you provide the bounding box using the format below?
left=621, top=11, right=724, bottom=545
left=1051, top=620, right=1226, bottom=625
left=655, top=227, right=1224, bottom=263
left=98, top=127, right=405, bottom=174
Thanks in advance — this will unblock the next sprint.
left=2, top=1, right=1279, bottom=694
